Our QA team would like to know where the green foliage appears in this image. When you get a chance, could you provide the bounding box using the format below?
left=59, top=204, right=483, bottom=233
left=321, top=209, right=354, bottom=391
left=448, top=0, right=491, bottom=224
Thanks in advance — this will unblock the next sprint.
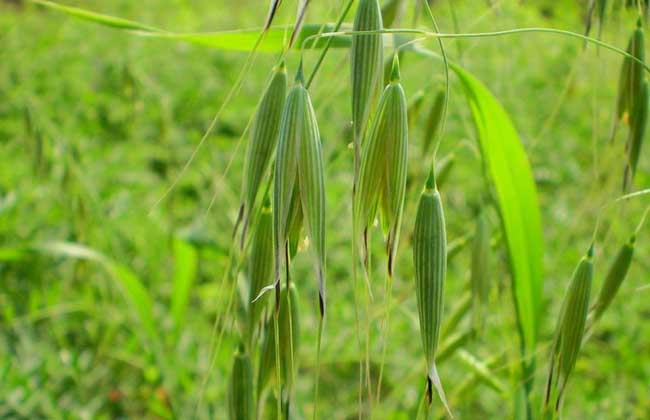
left=171, top=238, right=198, bottom=336
left=2, top=1, right=650, bottom=419
left=453, top=65, right=544, bottom=377
left=32, top=0, right=351, bottom=52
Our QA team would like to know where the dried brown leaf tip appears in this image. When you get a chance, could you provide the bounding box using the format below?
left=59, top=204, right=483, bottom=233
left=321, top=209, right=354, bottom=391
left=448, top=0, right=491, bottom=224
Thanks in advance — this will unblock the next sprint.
left=263, top=0, right=283, bottom=31
left=289, top=0, right=311, bottom=48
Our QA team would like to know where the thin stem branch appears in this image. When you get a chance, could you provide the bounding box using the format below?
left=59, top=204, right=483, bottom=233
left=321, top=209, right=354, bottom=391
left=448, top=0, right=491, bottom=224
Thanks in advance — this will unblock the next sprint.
left=420, top=1, right=450, bottom=162
left=306, top=0, right=355, bottom=89
left=313, top=27, right=650, bottom=76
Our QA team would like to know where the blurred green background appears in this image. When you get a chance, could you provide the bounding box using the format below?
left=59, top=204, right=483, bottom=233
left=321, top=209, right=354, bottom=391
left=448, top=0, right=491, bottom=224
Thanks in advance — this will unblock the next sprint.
left=1, top=0, right=649, bottom=418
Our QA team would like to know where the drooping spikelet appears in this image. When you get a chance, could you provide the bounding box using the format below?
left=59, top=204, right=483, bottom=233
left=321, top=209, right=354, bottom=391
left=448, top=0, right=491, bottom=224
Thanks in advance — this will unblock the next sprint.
left=351, top=0, right=384, bottom=172
left=613, top=20, right=644, bottom=140
left=545, top=247, right=593, bottom=412
left=412, top=168, right=452, bottom=416
left=354, top=55, right=408, bottom=277
left=246, top=194, right=274, bottom=347
left=238, top=64, right=287, bottom=244
left=624, top=80, right=648, bottom=191
left=268, top=64, right=326, bottom=317
left=590, top=236, right=635, bottom=323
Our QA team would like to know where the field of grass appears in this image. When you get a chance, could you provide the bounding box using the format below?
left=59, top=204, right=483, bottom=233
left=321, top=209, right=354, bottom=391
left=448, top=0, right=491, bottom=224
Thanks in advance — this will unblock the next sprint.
left=1, top=0, right=649, bottom=419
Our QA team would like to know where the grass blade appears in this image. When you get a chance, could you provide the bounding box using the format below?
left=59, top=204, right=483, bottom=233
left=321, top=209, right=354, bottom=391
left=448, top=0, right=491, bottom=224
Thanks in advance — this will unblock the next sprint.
left=32, top=1, right=351, bottom=52
left=453, top=64, right=544, bottom=395
left=32, top=0, right=164, bottom=32
left=171, top=238, right=198, bottom=335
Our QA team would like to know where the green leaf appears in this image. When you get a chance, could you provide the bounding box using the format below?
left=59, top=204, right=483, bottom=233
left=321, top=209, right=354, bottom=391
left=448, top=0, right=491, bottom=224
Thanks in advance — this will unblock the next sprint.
left=32, top=0, right=163, bottom=32
left=32, top=0, right=351, bottom=52
left=34, top=241, right=160, bottom=350
left=159, top=26, right=351, bottom=52
left=451, top=65, right=544, bottom=366
left=2, top=241, right=179, bottom=409
left=31, top=0, right=545, bottom=395
left=32, top=241, right=179, bottom=409
left=171, top=238, right=198, bottom=333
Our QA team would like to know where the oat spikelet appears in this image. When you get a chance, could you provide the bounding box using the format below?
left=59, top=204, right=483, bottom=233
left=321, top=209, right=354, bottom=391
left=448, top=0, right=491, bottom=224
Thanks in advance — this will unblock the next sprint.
left=412, top=168, right=452, bottom=417
left=351, top=0, right=384, bottom=177
left=256, top=64, right=326, bottom=318
left=545, top=247, right=593, bottom=413
left=238, top=64, right=287, bottom=245
left=354, top=55, right=408, bottom=277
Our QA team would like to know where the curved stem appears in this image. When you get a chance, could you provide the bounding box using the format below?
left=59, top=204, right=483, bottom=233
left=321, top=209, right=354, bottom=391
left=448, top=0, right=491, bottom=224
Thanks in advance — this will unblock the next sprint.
left=421, top=0, right=450, bottom=162
left=314, top=27, right=650, bottom=76
left=149, top=30, right=268, bottom=213
left=635, top=205, right=650, bottom=235
left=591, top=188, right=650, bottom=243
left=615, top=188, right=650, bottom=203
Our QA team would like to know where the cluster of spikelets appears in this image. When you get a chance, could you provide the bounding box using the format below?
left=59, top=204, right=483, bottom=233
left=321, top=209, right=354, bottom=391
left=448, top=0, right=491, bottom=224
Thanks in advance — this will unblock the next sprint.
left=229, top=57, right=322, bottom=418
left=534, top=21, right=650, bottom=414
left=225, top=0, right=453, bottom=416
left=224, top=2, right=647, bottom=419
left=541, top=27, right=649, bottom=406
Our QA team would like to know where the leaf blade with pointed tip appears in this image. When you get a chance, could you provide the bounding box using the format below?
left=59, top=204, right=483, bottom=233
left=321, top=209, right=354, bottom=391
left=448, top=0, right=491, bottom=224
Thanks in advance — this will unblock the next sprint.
left=33, top=0, right=163, bottom=32
left=33, top=1, right=352, bottom=52
left=452, top=65, right=544, bottom=371
left=34, top=241, right=159, bottom=349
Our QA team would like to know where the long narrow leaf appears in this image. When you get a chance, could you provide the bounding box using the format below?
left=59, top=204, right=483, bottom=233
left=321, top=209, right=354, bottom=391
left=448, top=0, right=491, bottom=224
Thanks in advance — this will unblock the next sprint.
left=34, top=241, right=160, bottom=352
left=452, top=65, right=544, bottom=372
left=32, top=241, right=178, bottom=412
left=32, top=1, right=351, bottom=52
left=33, top=0, right=164, bottom=32
left=171, top=238, right=198, bottom=332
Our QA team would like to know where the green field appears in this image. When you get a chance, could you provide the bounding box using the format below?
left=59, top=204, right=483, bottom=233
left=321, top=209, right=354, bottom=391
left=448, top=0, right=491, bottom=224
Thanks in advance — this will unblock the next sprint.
left=1, top=1, right=649, bottom=419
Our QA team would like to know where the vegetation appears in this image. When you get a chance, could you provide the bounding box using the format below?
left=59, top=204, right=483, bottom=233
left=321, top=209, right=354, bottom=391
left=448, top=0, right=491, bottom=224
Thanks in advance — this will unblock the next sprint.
left=1, top=0, right=650, bottom=418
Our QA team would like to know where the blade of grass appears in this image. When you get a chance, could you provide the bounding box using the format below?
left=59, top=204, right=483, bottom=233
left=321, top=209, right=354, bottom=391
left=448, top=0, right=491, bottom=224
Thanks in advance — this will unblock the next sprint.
left=452, top=64, right=544, bottom=400
left=171, top=238, right=198, bottom=337
left=32, top=0, right=164, bottom=32
left=32, top=241, right=176, bottom=412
